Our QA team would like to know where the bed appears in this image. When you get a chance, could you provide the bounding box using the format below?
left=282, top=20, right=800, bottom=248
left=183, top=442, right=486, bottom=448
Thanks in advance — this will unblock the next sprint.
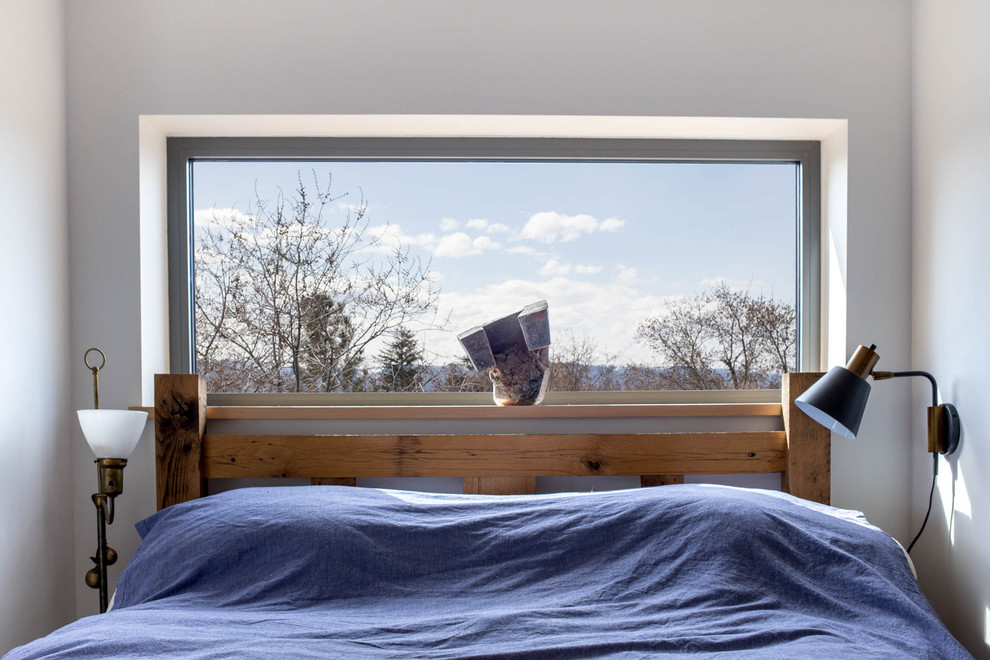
left=5, top=373, right=971, bottom=658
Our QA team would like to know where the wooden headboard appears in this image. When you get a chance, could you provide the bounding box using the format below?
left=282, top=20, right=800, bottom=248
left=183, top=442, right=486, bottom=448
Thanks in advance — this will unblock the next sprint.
left=154, top=372, right=829, bottom=509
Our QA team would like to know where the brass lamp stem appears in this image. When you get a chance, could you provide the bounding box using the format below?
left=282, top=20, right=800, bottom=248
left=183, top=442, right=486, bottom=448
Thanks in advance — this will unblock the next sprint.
left=87, top=494, right=111, bottom=613
left=85, top=458, right=124, bottom=613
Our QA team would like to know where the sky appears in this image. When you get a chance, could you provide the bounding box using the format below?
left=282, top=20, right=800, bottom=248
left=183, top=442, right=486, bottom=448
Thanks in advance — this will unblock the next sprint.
left=193, top=159, right=797, bottom=365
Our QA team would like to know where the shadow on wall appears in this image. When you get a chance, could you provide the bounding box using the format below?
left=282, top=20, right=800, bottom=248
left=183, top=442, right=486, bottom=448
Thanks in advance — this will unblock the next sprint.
left=924, top=444, right=990, bottom=655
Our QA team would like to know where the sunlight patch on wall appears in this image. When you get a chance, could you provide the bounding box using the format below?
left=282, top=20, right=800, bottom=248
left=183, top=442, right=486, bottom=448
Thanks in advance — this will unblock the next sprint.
left=938, top=461, right=972, bottom=546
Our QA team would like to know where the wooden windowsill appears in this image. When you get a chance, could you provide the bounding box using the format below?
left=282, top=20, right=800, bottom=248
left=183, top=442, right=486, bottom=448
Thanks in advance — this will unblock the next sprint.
left=130, top=401, right=781, bottom=421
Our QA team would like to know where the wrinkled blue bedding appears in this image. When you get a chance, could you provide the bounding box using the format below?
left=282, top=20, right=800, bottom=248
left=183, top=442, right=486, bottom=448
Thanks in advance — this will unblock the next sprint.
left=6, top=485, right=971, bottom=658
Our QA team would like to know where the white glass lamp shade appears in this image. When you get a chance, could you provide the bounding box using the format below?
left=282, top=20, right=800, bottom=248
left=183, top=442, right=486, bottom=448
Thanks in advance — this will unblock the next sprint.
left=77, top=409, right=148, bottom=459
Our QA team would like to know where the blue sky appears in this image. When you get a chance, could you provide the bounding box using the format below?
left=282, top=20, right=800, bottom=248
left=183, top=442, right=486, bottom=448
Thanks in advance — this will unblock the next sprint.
left=193, top=160, right=796, bottom=364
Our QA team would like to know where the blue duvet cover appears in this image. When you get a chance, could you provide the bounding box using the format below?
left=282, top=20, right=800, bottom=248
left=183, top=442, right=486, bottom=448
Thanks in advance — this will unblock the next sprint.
left=6, top=485, right=970, bottom=658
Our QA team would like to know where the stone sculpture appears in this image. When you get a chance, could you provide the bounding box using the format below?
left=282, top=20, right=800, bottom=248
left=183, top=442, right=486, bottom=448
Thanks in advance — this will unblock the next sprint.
left=457, top=300, right=551, bottom=405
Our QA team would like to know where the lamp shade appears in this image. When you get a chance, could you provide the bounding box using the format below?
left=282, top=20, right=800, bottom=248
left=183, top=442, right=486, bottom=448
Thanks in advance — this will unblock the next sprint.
left=794, top=366, right=872, bottom=439
left=77, top=409, right=148, bottom=458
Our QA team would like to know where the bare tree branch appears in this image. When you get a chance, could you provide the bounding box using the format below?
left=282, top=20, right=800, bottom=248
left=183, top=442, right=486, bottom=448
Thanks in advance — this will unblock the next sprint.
left=635, top=284, right=796, bottom=390
left=194, top=171, right=440, bottom=393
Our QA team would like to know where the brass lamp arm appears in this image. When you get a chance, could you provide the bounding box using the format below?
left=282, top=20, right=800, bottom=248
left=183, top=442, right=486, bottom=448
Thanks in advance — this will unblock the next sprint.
left=94, top=492, right=115, bottom=525
left=872, top=370, right=939, bottom=407
left=872, top=369, right=959, bottom=457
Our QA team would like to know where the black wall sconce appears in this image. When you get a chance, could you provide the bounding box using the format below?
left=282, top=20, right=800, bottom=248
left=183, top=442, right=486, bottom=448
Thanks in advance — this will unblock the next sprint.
left=794, top=343, right=960, bottom=551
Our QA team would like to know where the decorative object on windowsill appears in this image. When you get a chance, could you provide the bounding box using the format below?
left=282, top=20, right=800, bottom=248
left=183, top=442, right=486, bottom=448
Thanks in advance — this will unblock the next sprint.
left=795, top=343, right=960, bottom=553
left=77, top=348, right=148, bottom=613
left=458, top=300, right=551, bottom=405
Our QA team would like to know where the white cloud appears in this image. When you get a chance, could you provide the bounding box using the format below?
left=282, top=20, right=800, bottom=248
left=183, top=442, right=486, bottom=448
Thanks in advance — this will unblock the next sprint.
left=518, top=211, right=626, bottom=243
left=599, top=217, right=625, bottom=232
left=539, top=259, right=571, bottom=276
left=434, top=232, right=501, bottom=258
left=473, top=235, right=501, bottom=251
left=460, top=219, right=510, bottom=234
left=440, top=217, right=460, bottom=231
left=365, top=223, right=437, bottom=254
left=699, top=276, right=764, bottom=293
left=574, top=264, right=603, bottom=275
left=506, top=245, right=543, bottom=256
left=196, top=207, right=359, bottom=252
left=193, top=207, right=258, bottom=231
left=537, top=260, right=601, bottom=277
left=424, top=276, right=679, bottom=365
left=464, top=218, right=509, bottom=234
left=616, top=265, right=638, bottom=284
left=519, top=212, right=597, bottom=243
left=434, top=233, right=477, bottom=257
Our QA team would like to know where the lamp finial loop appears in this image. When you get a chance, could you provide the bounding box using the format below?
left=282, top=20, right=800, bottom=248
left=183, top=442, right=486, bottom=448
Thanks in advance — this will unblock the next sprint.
left=83, top=347, right=106, bottom=409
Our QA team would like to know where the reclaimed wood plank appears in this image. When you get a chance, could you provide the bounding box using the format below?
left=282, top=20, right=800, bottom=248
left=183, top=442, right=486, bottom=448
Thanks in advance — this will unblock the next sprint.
left=640, top=474, right=686, bottom=487
left=310, top=477, right=357, bottom=486
left=204, top=402, right=782, bottom=420
left=781, top=372, right=830, bottom=505
left=202, top=432, right=787, bottom=479
left=463, top=476, right=536, bottom=495
left=155, top=374, right=207, bottom=510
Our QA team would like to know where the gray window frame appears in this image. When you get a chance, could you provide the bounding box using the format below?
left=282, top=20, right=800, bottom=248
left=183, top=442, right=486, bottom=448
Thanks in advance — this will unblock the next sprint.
left=167, top=137, right=821, bottom=393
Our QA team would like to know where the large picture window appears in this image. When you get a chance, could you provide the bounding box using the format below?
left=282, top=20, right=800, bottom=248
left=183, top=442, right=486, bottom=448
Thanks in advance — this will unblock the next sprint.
left=168, top=138, right=820, bottom=396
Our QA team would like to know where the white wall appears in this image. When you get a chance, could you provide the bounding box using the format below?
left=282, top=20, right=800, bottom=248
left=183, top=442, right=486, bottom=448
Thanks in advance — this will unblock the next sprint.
left=913, top=0, right=990, bottom=655
left=0, top=0, right=75, bottom=652
left=65, top=0, right=915, bottom=620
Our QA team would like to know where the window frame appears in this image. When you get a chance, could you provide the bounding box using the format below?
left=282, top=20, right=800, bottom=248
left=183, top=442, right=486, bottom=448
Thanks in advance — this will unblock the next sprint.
left=167, top=136, right=821, bottom=402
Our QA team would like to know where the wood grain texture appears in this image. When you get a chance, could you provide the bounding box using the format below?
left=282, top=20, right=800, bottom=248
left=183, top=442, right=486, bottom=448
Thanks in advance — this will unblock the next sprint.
left=781, top=372, right=830, bottom=505
left=201, top=432, right=786, bottom=479
left=310, top=477, right=357, bottom=486
left=463, top=476, right=537, bottom=495
left=154, top=372, right=831, bottom=508
left=155, top=374, right=207, bottom=510
left=204, top=403, right=782, bottom=420
left=640, top=475, right=686, bottom=487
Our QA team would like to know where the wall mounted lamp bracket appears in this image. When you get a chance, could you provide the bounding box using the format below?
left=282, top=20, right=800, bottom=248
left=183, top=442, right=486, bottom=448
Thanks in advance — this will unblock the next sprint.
left=930, top=402, right=961, bottom=456
left=872, top=369, right=959, bottom=456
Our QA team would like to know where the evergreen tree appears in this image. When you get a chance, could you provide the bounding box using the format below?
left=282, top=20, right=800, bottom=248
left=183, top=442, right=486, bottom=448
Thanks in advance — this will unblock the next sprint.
left=377, top=327, right=424, bottom=392
left=300, top=293, right=366, bottom=392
